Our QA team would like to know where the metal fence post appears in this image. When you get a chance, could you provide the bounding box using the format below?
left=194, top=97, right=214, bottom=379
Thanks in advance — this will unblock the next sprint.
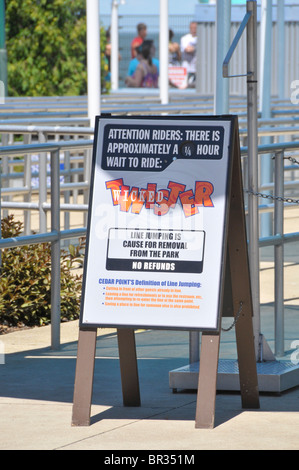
left=214, top=0, right=231, bottom=114
left=1, top=133, right=9, bottom=219
left=246, top=0, right=261, bottom=360
left=259, top=0, right=273, bottom=238
left=274, top=150, right=284, bottom=357
left=50, top=149, right=61, bottom=350
left=63, top=135, right=71, bottom=232
left=38, top=132, right=47, bottom=233
left=23, top=134, right=32, bottom=235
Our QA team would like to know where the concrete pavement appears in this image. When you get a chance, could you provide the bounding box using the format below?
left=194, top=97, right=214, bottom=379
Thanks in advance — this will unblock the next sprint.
left=0, top=315, right=299, bottom=450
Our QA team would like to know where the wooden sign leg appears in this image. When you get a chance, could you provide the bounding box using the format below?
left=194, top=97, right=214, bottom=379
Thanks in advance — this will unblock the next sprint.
left=234, top=302, right=260, bottom=409
left=226, top=245, right=260, bottom=409
left=195, top=332, right=221, bottom=429
left=117, top=328, right=141, bottom=407
left=72, top=327, right=97, bottom=426
left=228, top=128, right=260, bottom=409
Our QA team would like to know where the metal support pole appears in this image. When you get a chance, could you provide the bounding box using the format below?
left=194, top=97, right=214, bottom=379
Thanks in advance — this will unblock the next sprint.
left=50, top=149, right=61, bottom=350
left=277, top=0, right=285, bottom=100
left=111, top=0, right=119, bottom=91
left=1, top=134, right=9, bottom=220
left=189, top=331, right=200, bottom=364
left=63, top=136, right=71, bottom=233
left=38, top=132, right=47, bottom=233
left=214, top=0, right=231, bottom=115
left=86, top=0, right=101, bottom=126
left=259, top=0, right=272, bottom=117
left=246, top=1, right=261, bottom=360
left=23, top=134, right=32, bottom=235
left=274, top=150, right=284, bottom=357
left=159, top=0, right=169, bottom=105
left=259, top=0, right=273, bottom=237
left=276, top=0, right=286, bottom=343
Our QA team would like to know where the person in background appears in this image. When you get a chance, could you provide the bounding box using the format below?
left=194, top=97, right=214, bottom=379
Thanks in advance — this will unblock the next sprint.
left=105, top=26, right=121, bottom=80
left=101, top=27, right=112, bottom=90
left=127, top=45, right=143, bottom=76
left=104, top=27, right=111, bottom=79
left=180, top=21, right=197, bottom=87
left=125, top=41, right=158, bottom=88
left=169, top=29, right=181, bottom=66
left=127, top=40, right=159, bottom=77
left=131, top=23, right=147, bottom=58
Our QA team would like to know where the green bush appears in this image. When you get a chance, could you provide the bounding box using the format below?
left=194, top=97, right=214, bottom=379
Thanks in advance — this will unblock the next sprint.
left=0, top=215, right=85, bottom=327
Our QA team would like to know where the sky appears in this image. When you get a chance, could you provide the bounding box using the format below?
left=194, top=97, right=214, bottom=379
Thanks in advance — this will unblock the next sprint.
left=99, top=1, right=247, bottom=17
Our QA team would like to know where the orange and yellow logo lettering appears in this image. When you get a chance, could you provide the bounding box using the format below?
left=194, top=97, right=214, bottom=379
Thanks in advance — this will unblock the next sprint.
left=105, top=179, right=214, bottom=217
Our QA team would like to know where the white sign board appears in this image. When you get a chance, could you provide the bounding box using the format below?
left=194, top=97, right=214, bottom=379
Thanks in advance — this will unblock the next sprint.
left=80, top=116, right=234, bottom=331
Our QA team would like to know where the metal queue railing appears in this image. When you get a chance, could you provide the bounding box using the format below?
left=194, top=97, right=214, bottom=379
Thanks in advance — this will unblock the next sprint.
left=0, top=140, right=92, bottom=349
left=0, top=127, right=299, bottom=352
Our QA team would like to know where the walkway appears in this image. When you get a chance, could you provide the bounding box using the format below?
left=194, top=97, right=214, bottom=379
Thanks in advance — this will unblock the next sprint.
left=0, top=308, right=298, bottom=450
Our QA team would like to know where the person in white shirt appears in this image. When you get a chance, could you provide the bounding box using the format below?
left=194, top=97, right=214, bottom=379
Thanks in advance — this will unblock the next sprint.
left=180, top=21, right=197, bottom=88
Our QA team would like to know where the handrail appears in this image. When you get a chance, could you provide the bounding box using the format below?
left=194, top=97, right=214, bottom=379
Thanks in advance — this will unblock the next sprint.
left=0, top=227, right=87, bottom=249
left=1, top=123, right=299, bottom=143
left=0, top=124, right=94, bottom=135
left=241, top=140, right=299, bottom=155
left=0, top=139, right=93, bottom=156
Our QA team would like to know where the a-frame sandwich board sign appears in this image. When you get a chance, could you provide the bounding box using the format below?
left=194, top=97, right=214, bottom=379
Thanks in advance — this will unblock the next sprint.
left=72, top=114, right=259, bottom=429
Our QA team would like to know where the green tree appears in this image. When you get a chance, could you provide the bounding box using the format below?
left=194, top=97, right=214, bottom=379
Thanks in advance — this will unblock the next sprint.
left=5, top=0, right=108, bottom=96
